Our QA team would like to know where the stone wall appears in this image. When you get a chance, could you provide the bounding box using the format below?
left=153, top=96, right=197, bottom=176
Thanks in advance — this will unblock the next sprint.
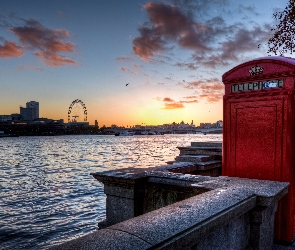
left=49, top=142, right=289, bottom=249
left=51, top=172, right=288, bottom=250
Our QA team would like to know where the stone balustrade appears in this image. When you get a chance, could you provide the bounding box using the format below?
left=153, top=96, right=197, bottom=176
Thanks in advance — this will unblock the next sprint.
left=51, top=168, right=288, bottom=250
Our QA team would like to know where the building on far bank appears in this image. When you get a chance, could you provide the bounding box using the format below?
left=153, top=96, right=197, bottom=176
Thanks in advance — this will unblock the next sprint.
left=20, top=107, right=33, bottom=121
left=0, top=115, right=12, bottom=122
left=20, top=101, right=39, bottom=121
left=26, top=101, right=39, bottom=120
left=216, top=120, right=223, bottom=128
left=200, top=120, right=223, bottom=129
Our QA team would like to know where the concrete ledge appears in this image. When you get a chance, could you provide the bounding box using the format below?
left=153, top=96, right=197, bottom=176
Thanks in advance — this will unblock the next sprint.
left=51, top=171, right=288, bottom=250
left=49, top=228, right=152, bottom=250
left=109, top=188, right=256, bottom=249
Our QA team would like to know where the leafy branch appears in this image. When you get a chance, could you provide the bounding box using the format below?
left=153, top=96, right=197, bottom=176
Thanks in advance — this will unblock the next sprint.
left=268, top=0, right=295, bottom=55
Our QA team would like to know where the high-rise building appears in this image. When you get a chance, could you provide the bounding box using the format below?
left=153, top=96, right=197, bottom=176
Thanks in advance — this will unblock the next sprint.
left=20, top=101, right=39, bottom=121
left=20, top=107, right=34, bottom=121
left=26, top=101, right=39, bottom=120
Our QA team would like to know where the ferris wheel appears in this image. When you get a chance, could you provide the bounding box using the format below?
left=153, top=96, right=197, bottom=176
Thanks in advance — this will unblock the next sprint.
left=67, top=99, right=87, bottom=123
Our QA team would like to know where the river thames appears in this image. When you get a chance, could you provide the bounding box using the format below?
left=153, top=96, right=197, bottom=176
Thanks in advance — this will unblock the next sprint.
left=0, top=134, right=222, bottom=249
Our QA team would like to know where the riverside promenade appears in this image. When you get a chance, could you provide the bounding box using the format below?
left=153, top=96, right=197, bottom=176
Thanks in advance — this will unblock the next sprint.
left=50, top=142, right=289, bottom=250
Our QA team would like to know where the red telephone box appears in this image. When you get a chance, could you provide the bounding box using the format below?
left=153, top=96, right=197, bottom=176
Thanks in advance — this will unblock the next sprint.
left=222, top=56, right=295, bottom=242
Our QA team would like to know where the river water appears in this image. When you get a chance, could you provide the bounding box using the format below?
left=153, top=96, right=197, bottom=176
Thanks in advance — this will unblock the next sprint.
left=0, top=134, right=222, bottom=249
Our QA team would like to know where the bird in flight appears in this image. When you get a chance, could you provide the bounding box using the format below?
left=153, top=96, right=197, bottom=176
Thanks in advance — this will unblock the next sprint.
left=126, top=83, right=129, bottom=86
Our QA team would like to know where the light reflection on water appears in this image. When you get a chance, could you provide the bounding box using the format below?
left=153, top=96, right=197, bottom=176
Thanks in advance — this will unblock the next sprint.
left=0, top=134, right=222, bottom=249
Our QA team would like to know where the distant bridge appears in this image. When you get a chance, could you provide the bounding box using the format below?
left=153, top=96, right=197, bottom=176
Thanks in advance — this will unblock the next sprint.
left=104, top=127, right=222, bottom=135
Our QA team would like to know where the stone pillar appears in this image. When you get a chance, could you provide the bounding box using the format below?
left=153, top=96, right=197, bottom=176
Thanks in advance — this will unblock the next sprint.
left=91, top=169, right=147, bottom=227
left=249, top=203, right=278, bottom=249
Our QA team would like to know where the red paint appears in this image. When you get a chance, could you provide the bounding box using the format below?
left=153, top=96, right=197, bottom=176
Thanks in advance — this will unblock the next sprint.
left=222, top=56, right=295, bottom=242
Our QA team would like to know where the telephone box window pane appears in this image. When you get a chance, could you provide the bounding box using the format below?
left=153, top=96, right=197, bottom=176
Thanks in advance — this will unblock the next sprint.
left=232, top=79, right=283, bottom=93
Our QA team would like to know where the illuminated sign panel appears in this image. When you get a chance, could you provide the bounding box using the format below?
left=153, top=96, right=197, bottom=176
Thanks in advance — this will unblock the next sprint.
left=231, top=79, right=283, bottom=93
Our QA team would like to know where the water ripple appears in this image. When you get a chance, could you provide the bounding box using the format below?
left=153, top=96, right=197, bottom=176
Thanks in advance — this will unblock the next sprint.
left=0, top=134, right=221, bottom=249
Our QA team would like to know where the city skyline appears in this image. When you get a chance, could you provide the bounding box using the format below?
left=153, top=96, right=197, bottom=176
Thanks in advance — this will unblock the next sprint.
left=0, top=0, right=290, bottom=126
left=1, top=99, right=222, bottom=127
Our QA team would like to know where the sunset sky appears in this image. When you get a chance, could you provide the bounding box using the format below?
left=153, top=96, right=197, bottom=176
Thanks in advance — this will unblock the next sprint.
left=0, top=0, right=289, bottom=126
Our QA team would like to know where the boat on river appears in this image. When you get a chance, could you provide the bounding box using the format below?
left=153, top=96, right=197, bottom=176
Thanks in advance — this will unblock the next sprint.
left=114, top=131, right=134, bottom=136
left=0, top=131, right=19, bottom=138
left=0, top=133, right=19, bottom=138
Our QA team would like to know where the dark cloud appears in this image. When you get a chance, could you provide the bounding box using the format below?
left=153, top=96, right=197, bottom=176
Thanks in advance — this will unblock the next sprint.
left=133, top=2, right=213, bottom=60
left=116, top=56, right=132, bottom=61
left=173, top=0, right=228, bottom=12
left=0, top=41, right=23, bottom=58
left=10, top=18, right=76, bottom=66
left=191, top=23, right=272, bottom=68
left=164, top=76, right=173, bottom=81
left=133, top=1, right=272, bottom=69
left=174, top=61, right=197, bottom=70
left=133, top=25, right=166, bottom=61
left=219, top=25, right=272, bottom=61
left=191, top=54, right=230, bottom=69
left=238, top=4, right=258, bottom=16
left=17, top=65, right=42, bottom=71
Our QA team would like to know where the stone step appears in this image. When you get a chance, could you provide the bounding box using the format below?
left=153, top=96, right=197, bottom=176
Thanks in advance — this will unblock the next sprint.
left=177, top=147, right=222, bottom=157
left=191, top=141, right=222, bottom=147
left=175, top=155, right=215, bottom=163
left=194, top=160, right=222, bottom=170
left=164, top=160, right=221, bottom=173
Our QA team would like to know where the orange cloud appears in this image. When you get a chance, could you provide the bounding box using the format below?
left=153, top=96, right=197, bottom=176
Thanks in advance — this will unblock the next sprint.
left=155, top=95, right=199, bottom=109
left=158, top=97, right=186, bottom=109
left=119, top=66, right=139, bottom=76
left=162, top=102, right=185, bottom=109
left=35, top=52, right=76, bottom=66
left=180, top=99, right=198, bottom=104
left=199, top=93, right=223, bottom=103
left=184, top=95, right=197, bottom=99
left=132, top=63, right=142, bottom=68
left=181, top=78, right=224, bottom=103
left=0, top=41, right=24, bottom=58
left=10, top=19, right=76, bottom=66
left=163, top=97, right=174, bottom=102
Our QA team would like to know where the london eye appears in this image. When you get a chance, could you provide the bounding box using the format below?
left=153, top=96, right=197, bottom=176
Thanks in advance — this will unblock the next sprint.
left=67, top=99, right=87, bottom=123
